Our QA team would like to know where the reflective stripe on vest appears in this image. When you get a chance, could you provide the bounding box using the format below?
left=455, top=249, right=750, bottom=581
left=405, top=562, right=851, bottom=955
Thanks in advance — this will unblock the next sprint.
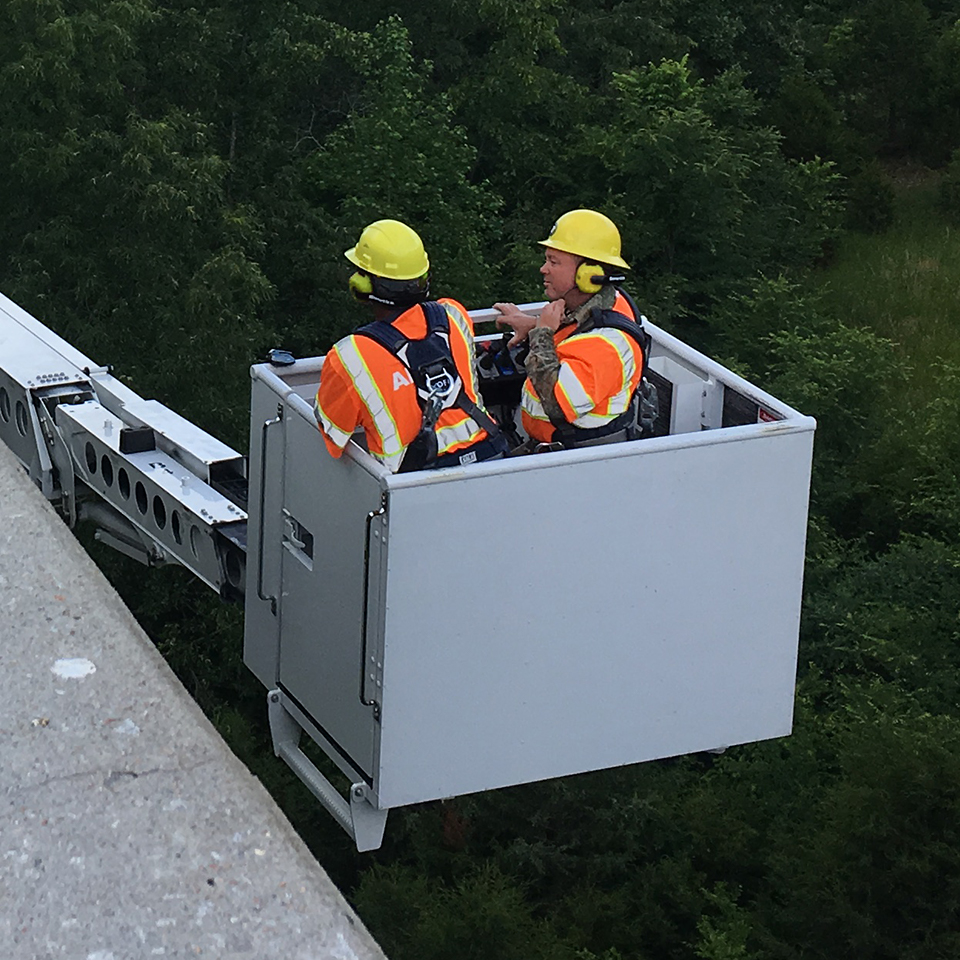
left=314, top=394, right=353, bottom=449
left=334, top=335, right=407, bottom=472
left=358, top=301, right=489, bottom=458
left=555, top=329, right=638, bottom=423
left=439, top=300, right=487, bottom=417
left=521, top=326, right=642, bottom=435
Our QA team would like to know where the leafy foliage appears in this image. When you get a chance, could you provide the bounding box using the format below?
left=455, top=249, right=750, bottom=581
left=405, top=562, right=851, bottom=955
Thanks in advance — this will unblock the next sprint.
left=844, top=162, right=896, bottom=233
left=3, top=2, right=960, bottom=959
left=295, top=17, right=500, bottom=348
left=763, top=708, right=960, bottom=959
left=569, top=58, right=840, bottom=327
left=937, top=148, right=960, bottom=224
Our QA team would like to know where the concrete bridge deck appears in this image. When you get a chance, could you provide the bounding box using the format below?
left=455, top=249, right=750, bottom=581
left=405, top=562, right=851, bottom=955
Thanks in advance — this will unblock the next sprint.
left=0, top=439, right=386, bottom=960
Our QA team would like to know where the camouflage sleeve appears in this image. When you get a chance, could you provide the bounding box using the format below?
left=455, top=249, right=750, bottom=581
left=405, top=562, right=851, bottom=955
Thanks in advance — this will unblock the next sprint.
left=526, top=326, right=567, bottom=423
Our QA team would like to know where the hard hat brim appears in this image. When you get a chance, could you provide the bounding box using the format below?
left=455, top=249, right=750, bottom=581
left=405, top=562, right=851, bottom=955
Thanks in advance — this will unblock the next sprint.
left=343, top=245, right=430, bottom=281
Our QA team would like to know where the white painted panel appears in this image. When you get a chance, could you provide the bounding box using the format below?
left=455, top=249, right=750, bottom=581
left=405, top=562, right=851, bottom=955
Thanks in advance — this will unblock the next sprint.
left=375, top=425, right=812, bottom=807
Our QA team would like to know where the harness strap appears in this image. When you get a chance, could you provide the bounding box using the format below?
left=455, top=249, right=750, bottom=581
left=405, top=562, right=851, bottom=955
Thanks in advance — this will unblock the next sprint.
left=611, top=288, right=659, bottom=435
left=355, top=302, right=502, bottom=470
left=419, top=302, right=502, bottom=439
left=577, top=304, right=650, bottom=358
left=355, top=313, right=408, bottom=353
left=552, top=406, right=636, bottom=446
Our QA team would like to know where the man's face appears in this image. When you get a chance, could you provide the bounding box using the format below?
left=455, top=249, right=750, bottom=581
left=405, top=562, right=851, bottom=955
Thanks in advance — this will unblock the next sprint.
left=540, top=248, right=580, bottom=301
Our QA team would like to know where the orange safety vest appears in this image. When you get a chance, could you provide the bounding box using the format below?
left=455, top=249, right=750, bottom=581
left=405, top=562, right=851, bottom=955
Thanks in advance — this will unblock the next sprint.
left=521, top=291, right=644, bottom=444
left=315, top=298, right=491, bottom=473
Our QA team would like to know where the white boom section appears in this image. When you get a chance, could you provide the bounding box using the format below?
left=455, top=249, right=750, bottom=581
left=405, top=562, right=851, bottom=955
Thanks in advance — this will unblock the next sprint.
left=0, top=292, right=248, bottom=596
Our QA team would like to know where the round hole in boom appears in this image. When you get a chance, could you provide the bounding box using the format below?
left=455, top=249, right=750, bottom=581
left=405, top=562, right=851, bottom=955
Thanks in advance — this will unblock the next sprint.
left=15, top=401, right=28, bottom=437
left=153, top=495, right=167, bottom=530
left=0, top=387, right=10, bottom=422
left=135, top=481, right=148, bottom=516
left=85, top=442, right=97, bottom=475
left=225, top=547, right=243, bottom=589
left=100, top=455, right=114, bottom=487
left=189, top=525, right=201, bottom=559
left=171, top=510, right=182, bottom=545
left=118, top=468, right=130, bottom=500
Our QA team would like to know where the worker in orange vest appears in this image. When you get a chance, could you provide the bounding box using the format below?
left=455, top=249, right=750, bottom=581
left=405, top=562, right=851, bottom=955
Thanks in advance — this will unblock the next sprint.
left=314, top=219, right=507, bottom=472
left=494, top=209, right=649, bottom=449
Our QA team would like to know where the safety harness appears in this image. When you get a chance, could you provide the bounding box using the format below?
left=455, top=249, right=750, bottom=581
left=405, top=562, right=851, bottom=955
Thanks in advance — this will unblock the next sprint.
left=355, top=301, right=507, bottom=472
left=546, top=289, right=659, bottom=448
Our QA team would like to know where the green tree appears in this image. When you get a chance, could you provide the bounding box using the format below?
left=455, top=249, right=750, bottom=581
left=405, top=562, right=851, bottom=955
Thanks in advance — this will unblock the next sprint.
left=0, top=0, right=275, bottom=445
left=355, top=861, right=581, bottom=960
left=764, top=709, right=960, bottom=959
left=568, top=57, right=839, bottom=329
left=284, top=17, right=501, bottom=350
left=824, top=0, right=937, bottom=156
left=761, top=316, right=900, bottom=539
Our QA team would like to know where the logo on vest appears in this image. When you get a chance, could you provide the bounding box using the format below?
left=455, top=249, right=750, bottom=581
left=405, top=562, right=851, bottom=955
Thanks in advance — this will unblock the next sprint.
left=423, top=370, right=454, bottom=401
left=393, top=370, right=413, bottom=391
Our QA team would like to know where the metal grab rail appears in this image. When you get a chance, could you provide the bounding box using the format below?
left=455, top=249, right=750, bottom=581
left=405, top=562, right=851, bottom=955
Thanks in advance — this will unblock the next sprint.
left=256, top=407, right=283, bottom=613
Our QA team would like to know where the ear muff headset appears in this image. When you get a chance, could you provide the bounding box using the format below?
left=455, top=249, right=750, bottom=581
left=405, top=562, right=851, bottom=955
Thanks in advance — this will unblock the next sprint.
left=349, top=271, right=374, bottom=299
left=349, top=270, right=430, bottom=308
left=575, top=262, right=627, bottom=295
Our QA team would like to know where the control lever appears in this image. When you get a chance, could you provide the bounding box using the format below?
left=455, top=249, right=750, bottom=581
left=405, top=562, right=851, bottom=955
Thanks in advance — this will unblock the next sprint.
left=493, top=331, right=526, bottom=373
left=477, top=332, right=528, bottom=376
left=493, top=332, right=514, bottom=373
left=512, top=335, right=529, bottom=369
left=477, top=340, right=497, bottom=371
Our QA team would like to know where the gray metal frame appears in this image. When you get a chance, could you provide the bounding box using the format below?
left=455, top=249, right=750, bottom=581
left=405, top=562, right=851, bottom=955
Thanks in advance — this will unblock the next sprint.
left=0, top=292, right=248, bottom=596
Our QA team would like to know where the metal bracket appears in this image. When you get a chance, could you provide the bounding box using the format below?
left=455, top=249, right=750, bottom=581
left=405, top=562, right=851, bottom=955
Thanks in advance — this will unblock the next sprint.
left=33, top=397, right=78, bottom=525
left=701, top=377, right=724, bottom=430
left=267, top=690, right=388, bottom=852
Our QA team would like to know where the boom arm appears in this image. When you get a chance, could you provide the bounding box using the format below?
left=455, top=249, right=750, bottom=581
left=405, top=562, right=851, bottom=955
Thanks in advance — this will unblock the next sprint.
left=0, top=292, right=248, bottom=599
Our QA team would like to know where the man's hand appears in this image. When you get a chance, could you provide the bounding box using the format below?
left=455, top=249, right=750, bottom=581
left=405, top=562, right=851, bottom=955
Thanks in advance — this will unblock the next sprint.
left=534, top=299, right=565, bottom=333
left=494, top=300, right=566, bottom=346
left=493, top=302, right=537, bottom=347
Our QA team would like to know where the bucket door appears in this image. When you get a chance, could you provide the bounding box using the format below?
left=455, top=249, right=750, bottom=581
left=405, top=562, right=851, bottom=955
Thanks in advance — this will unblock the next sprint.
left=276, top=411, right=383, bottom=780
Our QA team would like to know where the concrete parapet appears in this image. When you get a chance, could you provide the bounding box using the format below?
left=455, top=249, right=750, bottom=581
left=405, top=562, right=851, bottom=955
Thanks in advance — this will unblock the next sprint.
left=0, top=440, right=386, bottom=960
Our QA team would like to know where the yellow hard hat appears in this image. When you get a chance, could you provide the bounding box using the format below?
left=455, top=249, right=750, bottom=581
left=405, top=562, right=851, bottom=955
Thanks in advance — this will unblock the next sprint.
left=345, top=219, right=430, bottom=280
left=539, top=209, right=630, bottom=270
